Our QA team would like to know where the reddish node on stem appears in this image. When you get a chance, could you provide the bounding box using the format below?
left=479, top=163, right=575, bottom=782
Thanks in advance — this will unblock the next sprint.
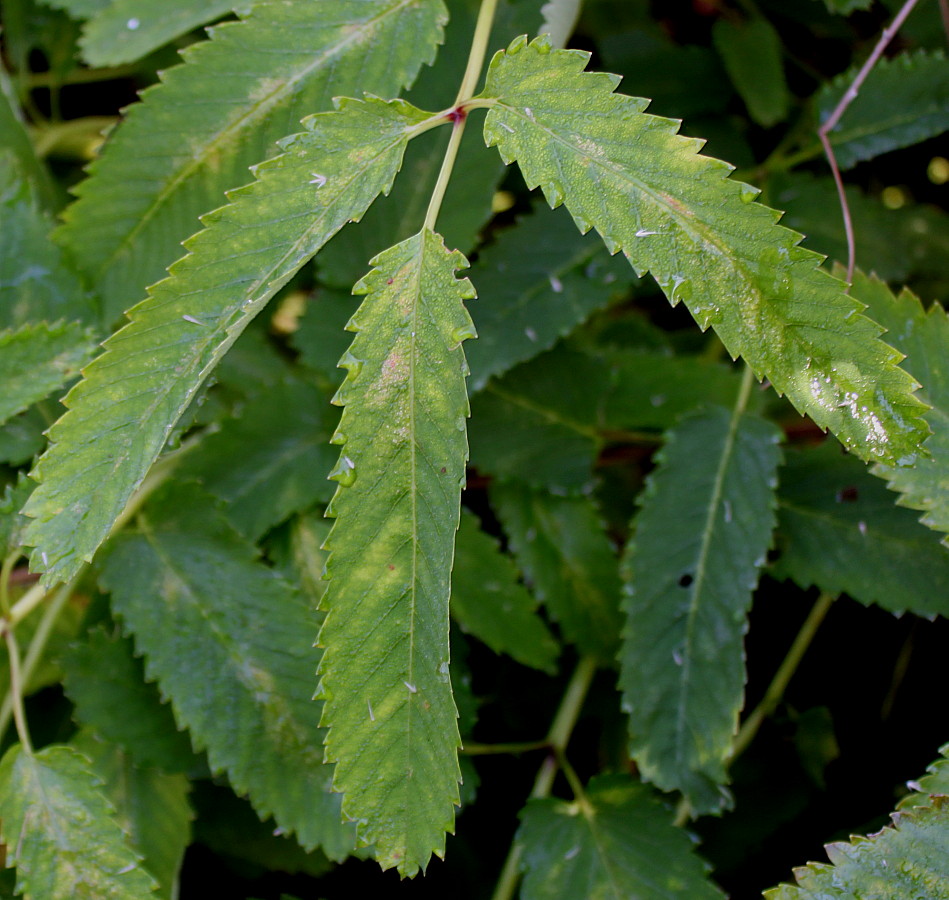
left=446, top=106, right=467, bottom=125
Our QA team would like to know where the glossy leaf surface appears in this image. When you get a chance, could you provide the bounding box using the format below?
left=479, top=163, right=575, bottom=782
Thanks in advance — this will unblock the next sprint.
left=481, top=36, right=927, bottom=464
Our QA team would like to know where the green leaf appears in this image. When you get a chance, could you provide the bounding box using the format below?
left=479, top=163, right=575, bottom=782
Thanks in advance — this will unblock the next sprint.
left=24, top=95, right=430, bottom=586
left=450, top=509, right=559, bottom=672
left=900, top=744, right=949, bottom=809
left=43, top=0, right=111, bottom=18
left=538, top=0, right=581, bottom=49
left=0, top=70, right=56, bottom=211
left=847, top=273, right=949, bottom=547
left=0, top=165, right=93, bottom=329
left=619, top=405, right=782, bottom=813
left=517, top=774, right=724, bottom=900
left=62, top=627, right=199, bottom=773
left=481, top=36, right=928, bottom=464
left=465, top=206, right=628, bottom=392
left=822, top=0, right=873, bottom=13
left=79, top=0, right=236, bottom=66
left=772, top=173, right=949, bottom=285
left=177, top=376, right=337, bottom=541
left=0, top=743, right=160, bottom=899
left=318, top=228, right=474, bottom=875
left=70, top=729, right=193, bottom=900
left=55, top=0, right=447, bottom=323
left=491, top=482, right=622, bottom=660
left=712, top=16, right=789, bottom=128
left=772, top=442, right=949, bottom=618
left=0, top=407, right=46, bottom=466
left=98, top=482, right=355, bottom=859
left=292, top=287, right=359, bottom=388
left=0, top=473, right=32, bottom=558
left=764, top=798, right=949, bottom=899
left=0, top=322, right=95, bottom=426
left=817, top=50, right=949, bottom=169
left=469, top=345, right=605, bottom=492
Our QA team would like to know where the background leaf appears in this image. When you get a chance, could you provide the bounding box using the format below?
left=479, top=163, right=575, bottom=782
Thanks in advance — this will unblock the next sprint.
left=712, top=15, right=789, bottom=127
left=465, top=205, right=629, bottom=392
left=450, top=508, right=559, bottom=672
left=177, top=376, right=337, bottom=541
left=772, top=441, right=949, bottom=618
left=0, top=743, right=160, bottom=899
left=901, top=744, right=949, bottom=809
left=482, top=36, right=928, bottom=464
left=70, top=729, right=193, bottom=900
left=78, top=0, right=236, bottom=66
left=56, top=0, right=447, bottom=324
left=98, top=482, right=354, bottom=859
left=62, top=627, right=200, bottom=773
left=491, top=481, right=622, bottom=661
left=816, top=49, right=949, bottom=169
left=318, top=229, right=474, bottom=875
left=0, top=322, right=94, bottom=426
left=517, top=774, right=724, bottom=899
left=619, top=405, right=782, bottom=813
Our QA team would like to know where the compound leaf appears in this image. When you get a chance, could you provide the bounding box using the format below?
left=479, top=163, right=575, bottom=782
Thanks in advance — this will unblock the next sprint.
left=619, top=405, right=782, bottom=813
left=24, top=95, right=430, bottom=586
left=517, top=774, right=724, bottom=900
left=0, top=743, right=160, bottom=899
left=98, top=482, right=354, bottom=859
left=318, top=229, right=474, bottom=875
left=772, top=442, right=949, bottom=618
left=764, top=798, right=949, bottom=899
left=491, top=481, right=622, bottom=661
left=481, top=36, right=927, bottom=464
left=816, top=49, right=949, bottom=170
left=450, top=509, right=559, bottom=672
left=79, top=0, right=236, bottom=66
left=849, top=272, right=949, bottom=546
left=0, top=322, right=95, bottom=426
left=56, top=0, right=447, bottom=323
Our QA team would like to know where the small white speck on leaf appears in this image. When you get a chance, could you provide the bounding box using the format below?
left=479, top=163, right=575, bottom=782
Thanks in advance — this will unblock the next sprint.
left=368, top=701, right=375, bottom=722
left=404, top=681, right=417, bottom=693
left=182, top=315, right=203, bottom=325
left=501, top=122, right=515, bottom=133
left=117, top=863, right=137, bottom=875
left=41, top=551, right=48, bottom=567
left=565, top=846, right=580, bottom=860
left=549, top=274, right=563, bottom=293
left=309, top=173, right=326, bottom=188
left=636, top=229, right=658, bottom=237
left=525, top=327, right=537, bottom=342
left=858, top=520, right=867, bottom=535
left=126, top=18, right=139, bottom=29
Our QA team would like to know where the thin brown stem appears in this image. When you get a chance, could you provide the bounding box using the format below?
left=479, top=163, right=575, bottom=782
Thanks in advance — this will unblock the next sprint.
left=818, top=0, right=920, bottom=283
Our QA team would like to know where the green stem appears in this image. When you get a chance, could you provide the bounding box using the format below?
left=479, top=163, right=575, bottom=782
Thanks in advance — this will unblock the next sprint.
left=0, top=552, right=17, bottom=617
left=731, top=591, right=835, bottom=760
left=422, top=0, right=500, bottom=230
left=454, top=0, right=500, bottom=106
left=7, top=580, right=47, bottom=629
left=463, top=740, right=550, bottom=756
left=3, top=626, right=33, bottom=754
left=491, top=655, right=598, bottom=900
left=0, top=582, right=72, bottom=743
